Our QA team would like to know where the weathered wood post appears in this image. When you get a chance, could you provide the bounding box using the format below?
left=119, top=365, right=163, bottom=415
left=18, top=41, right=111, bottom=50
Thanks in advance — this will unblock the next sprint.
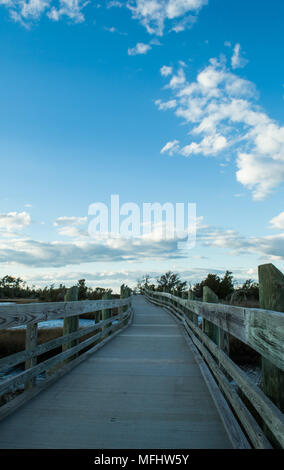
left=120, top=285, right=131, bottom=325
left=118, top=285, right=124, bottom=322
left=102, top=291, right=112, bottom=337
left=162, top=287, right=168, bottom=307
left=188, top=289, right=194, bottom=300
left=202, top=286, right=230, bottom=355
left=181, top=291, right=187, bottom=315
left=95, top=310, right=101, bottom=324
left=25, top=323, right=38, bottom=390
left=187, top=289, right=198, bottom=325
left=258, top=263, right=284, bottom=413
left=203, top=286, right=219, bottom=345
left=62, top=286, right=79, bottom=363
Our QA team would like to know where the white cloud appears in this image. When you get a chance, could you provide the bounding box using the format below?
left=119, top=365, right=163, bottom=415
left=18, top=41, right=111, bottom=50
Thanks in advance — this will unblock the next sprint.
left=106, top=0, right=123, bottom=8
left=47, top=0, right=87, bottom=23
left=160, top=65, right=173, bottom=76
left=170, top=13, right=196, bottom=33
left=231, top=43, right=248, bottom=69
left=167, top=68, right=186, bottom=89
left=54, top=216, right=88, bottom=238
left=198, top=222, right=284, bottom=260
left=160, top=139, right=180, bottom=155
left=54, top=216, right=87, bottom=227
left=104, top=25, right=128, bottom=35
left=155, top=98, right=177, bottom=110
left=128, top=42, right=152, bottom=55
left=2, top=0, right=87, bottom=24
left=181, top=133, right=228, bottom=156
left=20, top=0, right=50, bottom=19
left=236, top=153, right=284, bottom=200
left=0, top=212, right=31, bottom=235
left=104, top=25, right=116, bottom=32
left=127, top=0, right=208, bottom=36
left=269, top=212, right=284, bottom=230
left=156, top=55, right=284, bottom=199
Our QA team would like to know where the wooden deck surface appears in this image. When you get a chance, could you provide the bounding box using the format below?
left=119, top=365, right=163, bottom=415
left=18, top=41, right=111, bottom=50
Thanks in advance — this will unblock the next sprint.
left=0, top=296, right=232, bottom=449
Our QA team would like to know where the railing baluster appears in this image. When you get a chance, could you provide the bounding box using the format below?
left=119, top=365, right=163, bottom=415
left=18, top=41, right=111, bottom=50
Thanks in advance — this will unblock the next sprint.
left=202, top=286, right=219, bottom=345
left=258, top=263, right=284, bottom=446
left=102, top=291, right=112, bottom=338
left=25, top=323, right=38, bottom=390
left=62, top=286, right=79, bottom=363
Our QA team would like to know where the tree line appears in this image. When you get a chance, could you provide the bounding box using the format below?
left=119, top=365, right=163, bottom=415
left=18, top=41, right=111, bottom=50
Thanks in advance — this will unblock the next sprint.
left=0, top=271, right=259, bottom=304
left=136, top=271, right=259, bottom=302
left=0, top=276, right=118, bottom=302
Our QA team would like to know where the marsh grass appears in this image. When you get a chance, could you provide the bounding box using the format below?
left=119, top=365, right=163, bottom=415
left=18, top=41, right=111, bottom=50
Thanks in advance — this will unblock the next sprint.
left=0, top=325, right=102, bottom=363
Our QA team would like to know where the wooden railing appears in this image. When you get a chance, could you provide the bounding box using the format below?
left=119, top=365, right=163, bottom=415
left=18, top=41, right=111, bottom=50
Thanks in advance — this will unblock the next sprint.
left=0, top=288, right=133, bottom=421
left=143, top=284, right=284, bottom=449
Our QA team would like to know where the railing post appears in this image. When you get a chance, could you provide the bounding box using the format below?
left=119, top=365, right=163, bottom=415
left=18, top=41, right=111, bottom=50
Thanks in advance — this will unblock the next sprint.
left=202, top=286, right=230, bottom=355
left=202, top=286, right=219, bottom=345
left=62, top=286, right=79, bottom=363
left=187, top=289, right=198, bottom=325
left=118, top=285, right=124, bottom=321
left=25, top=322, right=38, bottom=390
left=120, top=285, right=131, bottom=325
left=95, top=310, right=101, bottom=324
left=102, top=291, right=112, bottom=337
left=188, top=289, right=194, bottom=300
left=258, top=263, right=284, bottom=413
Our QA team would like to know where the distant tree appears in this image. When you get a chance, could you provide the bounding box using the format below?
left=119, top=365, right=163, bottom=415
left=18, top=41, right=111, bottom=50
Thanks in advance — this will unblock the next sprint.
left=87, top=287, right=113, bottom=300
left=231, top=279, right=259, bottom=304
left=136, top=274, right=151, bottom=292
left=241, top=279, right=259, bottom=298
left=218, top=271, right=234, bottom=299
left=156, top=271, right=187, bottom=296
left=193, top=271, right=234, bottom=300
left=0, top=275, right=36, bottom=299
left=77, top=279, right=88, bottom=300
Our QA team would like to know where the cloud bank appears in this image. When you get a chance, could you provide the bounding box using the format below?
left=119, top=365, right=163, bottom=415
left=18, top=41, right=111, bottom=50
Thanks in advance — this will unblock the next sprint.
left=0, top=211, right=283, bottom=268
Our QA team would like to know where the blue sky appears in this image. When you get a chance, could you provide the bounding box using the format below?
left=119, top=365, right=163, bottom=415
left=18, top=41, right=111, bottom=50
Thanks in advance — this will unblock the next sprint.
left=0, top=0, right=283, bottom=292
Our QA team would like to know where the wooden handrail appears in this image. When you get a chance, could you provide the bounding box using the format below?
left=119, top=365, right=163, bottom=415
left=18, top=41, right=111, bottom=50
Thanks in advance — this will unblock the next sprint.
left=0, top=297, right=131, bottom=330
left=0, top=292, right=133, bottom=421
left=0, top=308, right=132, bottom=396
left=143, top=288, right=284, bottom=449
left=144, top=289, right=284, bottom=371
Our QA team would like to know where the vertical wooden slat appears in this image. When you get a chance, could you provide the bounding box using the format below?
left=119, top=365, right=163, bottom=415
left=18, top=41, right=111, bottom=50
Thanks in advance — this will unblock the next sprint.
left=258, top=263, right=284, bottom=413
left=187, top=289, right=198, bottom=325
left=95, top=311, right=101, bottom=324
left=102, top=291, right=112, bottom=337
left=25, top=323, right=38, bottom=390
left=118, top=285, right=124, bottom=322
left=62, top=286, right=79, bottom=363
left=120, top=285, right=131, bottom=325
left=203, top=286, right=219, bottom=345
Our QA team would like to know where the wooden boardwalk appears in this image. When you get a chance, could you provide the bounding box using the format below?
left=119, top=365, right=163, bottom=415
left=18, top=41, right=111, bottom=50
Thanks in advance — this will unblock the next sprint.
left=0, top=295, right=232, bottom=449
